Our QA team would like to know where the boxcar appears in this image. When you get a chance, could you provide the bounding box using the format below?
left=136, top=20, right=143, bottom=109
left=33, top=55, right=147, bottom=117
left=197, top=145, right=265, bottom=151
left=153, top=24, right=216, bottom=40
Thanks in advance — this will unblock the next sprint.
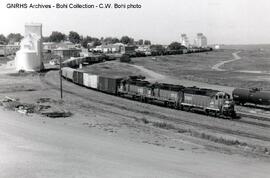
left=83, top=73, right=99, bottom=89
left=98, top=76, right=123, bottom=94
left=62, top=67, right=76, bottom=81
left=61, top=67, right=68, bottom=78
left=73, top=70, right=84, bottom=85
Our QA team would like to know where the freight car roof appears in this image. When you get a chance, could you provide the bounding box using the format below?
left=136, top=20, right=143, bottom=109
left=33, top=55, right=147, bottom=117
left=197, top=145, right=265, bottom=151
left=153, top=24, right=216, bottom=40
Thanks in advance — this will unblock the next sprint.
left=184, top=87, right=220, bottom=97
left=155, top=83, right=185, bottom=91
left=126, top=79, right=151, bottom=86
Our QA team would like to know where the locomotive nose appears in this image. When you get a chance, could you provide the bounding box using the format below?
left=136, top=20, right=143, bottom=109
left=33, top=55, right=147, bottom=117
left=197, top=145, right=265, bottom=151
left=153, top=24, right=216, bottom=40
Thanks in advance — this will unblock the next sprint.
left=222, top=100, right=236, bottom=118
left=223, top=100, right=235, bottom=110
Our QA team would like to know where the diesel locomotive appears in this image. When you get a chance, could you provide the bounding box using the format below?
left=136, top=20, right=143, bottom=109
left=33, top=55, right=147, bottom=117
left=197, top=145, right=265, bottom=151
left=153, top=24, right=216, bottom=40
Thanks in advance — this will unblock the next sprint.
left=61, top=67, right=236, bottom=118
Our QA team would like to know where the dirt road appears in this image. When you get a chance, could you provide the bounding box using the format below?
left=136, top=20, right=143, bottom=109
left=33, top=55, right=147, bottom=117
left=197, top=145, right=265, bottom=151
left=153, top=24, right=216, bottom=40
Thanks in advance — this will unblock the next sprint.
left=0, top=64, right=270, bottom=177
left=1, top=109, right=270, bottom=178
left=130, top=64, right=166, bottom=81
left=212, top=51, right=241, bottom=71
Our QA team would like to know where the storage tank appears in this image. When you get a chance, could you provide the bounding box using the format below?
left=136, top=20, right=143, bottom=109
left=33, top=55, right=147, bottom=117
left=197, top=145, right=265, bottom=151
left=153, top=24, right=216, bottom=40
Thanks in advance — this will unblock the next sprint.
left=232, top=88, right=270, bottom=105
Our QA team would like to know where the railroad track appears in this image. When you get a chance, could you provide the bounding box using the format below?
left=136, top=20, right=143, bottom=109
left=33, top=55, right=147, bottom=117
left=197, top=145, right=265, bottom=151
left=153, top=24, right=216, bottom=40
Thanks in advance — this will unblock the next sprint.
left=237, top=112, right=270, bottom=122
left=40, top=72, right=270, bottom=142
left=235, top=118, right=270, bottom=128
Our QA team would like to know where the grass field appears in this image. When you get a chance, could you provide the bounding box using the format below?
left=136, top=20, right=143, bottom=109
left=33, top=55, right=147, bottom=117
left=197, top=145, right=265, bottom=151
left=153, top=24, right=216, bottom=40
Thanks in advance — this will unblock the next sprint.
left=82, top=61, right=141, bottom=78
left=223, top=49, right=270, bottom=72
left=131, top=48, right=270, bottom=89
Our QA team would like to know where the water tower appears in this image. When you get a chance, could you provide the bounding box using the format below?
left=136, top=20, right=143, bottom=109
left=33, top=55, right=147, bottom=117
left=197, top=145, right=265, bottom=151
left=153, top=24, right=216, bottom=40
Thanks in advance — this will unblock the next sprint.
left=15, top=23, right=44, bottom=71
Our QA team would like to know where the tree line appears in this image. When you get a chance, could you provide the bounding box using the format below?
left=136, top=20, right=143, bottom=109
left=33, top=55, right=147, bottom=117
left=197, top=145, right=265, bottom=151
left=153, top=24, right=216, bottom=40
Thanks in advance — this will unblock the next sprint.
left=0, top=31, right=151, bottom=48
left=0, top=33, right=23, bottom=45
left=42, top=31, right=152, bottom=48
left=0, top=31, right=185, bottom=51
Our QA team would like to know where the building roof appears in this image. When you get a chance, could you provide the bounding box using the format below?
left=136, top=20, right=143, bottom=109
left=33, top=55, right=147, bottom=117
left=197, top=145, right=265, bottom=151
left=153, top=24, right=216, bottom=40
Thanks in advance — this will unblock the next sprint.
left=53, top=47, right=81, bottom=51
left=25, top=23, right=42, bottom=27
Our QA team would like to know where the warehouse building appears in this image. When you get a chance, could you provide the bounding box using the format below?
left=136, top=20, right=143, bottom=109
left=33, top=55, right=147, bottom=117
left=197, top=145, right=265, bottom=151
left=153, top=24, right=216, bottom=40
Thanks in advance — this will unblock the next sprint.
left=43, top=41, right=77, bottom=52
left=53, top=47, right=81, bottom=60
left=93, top=43, right=125, bottom=53
left=93, top=43, right=136, bottom=55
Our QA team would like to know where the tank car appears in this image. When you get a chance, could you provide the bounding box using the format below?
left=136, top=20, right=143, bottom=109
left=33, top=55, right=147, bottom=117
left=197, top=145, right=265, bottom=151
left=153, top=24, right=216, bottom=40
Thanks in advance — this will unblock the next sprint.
left=232, top=88, right=270, bottom=106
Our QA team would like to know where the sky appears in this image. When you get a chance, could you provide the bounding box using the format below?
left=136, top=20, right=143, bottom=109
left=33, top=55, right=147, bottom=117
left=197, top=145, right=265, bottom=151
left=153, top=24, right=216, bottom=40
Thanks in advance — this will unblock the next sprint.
left=1, top=0, right=270, bottom=45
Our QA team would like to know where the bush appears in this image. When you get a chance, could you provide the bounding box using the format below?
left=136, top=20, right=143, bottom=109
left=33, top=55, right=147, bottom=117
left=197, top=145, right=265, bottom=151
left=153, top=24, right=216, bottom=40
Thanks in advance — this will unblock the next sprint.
left=120, top=55, right=131, bottom=63
left=152, top=122, right=176, bottom=130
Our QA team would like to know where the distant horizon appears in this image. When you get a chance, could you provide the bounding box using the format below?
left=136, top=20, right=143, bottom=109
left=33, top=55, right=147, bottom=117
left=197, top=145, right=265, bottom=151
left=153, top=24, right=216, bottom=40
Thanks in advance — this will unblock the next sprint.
left=1, top=0, right=270, bottom=45
left=3, top=27, right=270, bottom=46
left=3, top=25, right=270, bottom=46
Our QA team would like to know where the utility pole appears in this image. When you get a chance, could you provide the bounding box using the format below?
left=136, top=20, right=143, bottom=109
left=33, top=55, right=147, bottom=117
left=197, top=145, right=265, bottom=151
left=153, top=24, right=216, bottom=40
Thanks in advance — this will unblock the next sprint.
left=59, top=56, right=63, bottom=99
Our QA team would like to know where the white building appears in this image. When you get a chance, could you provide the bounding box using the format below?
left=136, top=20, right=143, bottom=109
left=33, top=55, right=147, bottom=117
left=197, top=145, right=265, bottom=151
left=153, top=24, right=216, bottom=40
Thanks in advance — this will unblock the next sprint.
left=43, top=41, right=77, bottom=52
left=15, top=23, right=44, bottom=71
left=194, top=33, right=207, bottom=48
left=93, top=43, right=125, bottom=53
left=214, top=44, right=220, bottom=50
left=180, top=34, right=190, bottom=47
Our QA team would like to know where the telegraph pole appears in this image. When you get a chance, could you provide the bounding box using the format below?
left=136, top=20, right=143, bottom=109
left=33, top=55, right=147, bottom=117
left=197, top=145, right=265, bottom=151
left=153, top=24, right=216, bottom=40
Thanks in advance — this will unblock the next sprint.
left=59, top=56, right=63, bottom=99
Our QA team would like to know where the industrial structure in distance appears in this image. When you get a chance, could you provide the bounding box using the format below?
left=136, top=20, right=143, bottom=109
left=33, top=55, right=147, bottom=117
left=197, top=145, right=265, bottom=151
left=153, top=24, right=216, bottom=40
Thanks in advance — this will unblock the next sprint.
left=15, top=23, right=44, bottom=71
left=181, top=33, right=208, bottom=48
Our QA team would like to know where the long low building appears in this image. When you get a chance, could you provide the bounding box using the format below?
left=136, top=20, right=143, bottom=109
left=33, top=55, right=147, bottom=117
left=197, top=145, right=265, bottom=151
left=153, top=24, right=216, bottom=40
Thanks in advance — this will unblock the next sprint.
left=92, top=43, right=136, bottom=55
left=53, top=47, right=82, bottom=60
left=43, top=41, right=79, bottom=52
left=0, top=45, right=20, bottom=56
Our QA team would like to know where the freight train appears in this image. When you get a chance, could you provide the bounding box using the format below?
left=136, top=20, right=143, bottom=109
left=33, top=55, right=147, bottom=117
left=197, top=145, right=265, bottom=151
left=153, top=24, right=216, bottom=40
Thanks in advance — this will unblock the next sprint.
left=60, top=47, right=213, bottom=68
left=61, top=67, right=236, bottom=118
left=232, top=88, right=270, bottom=108
left=132, top=48, right=213, bottom=58
left=62, top=55, right=106, bottom=68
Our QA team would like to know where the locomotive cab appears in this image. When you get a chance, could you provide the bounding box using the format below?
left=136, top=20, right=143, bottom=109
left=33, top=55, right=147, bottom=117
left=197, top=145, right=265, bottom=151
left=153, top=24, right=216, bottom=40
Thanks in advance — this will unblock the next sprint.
left=214, top=92, right=230, bottom=107
left=212, top=92, right=235, bottom=117
left=217, top=93, right=236, bottom=117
